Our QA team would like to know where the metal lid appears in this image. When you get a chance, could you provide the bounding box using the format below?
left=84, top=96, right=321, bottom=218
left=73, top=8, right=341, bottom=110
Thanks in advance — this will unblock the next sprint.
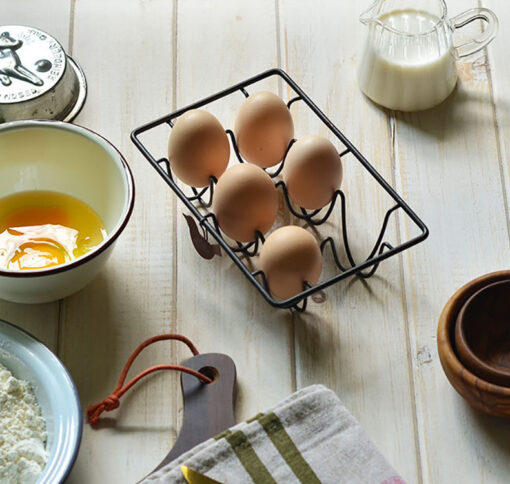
left=0, top=25, right=86, bottom=123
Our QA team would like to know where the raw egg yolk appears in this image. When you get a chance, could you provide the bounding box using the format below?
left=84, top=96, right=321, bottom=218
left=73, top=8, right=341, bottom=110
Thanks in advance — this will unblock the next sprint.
left=0, top=191, right=107, bottom=271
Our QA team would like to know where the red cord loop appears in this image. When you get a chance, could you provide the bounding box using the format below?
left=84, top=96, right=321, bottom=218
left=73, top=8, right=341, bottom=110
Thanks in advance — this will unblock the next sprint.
left=87, top=334, right=211, bottom=425
left=103, top=395, right=120, bottom=411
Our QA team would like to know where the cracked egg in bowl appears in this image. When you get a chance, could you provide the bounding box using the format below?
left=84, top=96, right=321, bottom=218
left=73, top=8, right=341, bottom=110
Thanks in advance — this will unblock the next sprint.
left=0, top=120, right=134, bottom=303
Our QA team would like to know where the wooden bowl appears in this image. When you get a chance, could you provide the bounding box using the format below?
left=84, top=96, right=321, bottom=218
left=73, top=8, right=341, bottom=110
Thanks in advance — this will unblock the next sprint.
left=438, top=270, right=510, bottom=418
left=455, top=280, right=510, bottom=387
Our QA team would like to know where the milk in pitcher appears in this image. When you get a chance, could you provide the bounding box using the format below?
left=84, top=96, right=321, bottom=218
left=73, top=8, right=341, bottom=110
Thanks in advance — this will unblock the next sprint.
left=358, top=9, right=457, bottom=111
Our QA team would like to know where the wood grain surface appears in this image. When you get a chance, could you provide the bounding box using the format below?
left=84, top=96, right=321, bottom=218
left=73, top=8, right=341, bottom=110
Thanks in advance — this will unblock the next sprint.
left=1, top=1, right=510, bottom=483
left=455, top=280, right=510, bottom=387
left=438, top=270, right=510, bottom=418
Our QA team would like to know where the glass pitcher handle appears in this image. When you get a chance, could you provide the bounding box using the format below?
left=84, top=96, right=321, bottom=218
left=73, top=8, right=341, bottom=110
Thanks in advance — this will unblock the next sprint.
left=451, top=8, right=498, bottom=58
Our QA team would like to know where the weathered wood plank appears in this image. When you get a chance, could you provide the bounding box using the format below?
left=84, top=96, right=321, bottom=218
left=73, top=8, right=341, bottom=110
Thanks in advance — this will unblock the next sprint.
left=61, top=1, right=177, bottom=482
left=279, top=1, right=421, bottom=481
left=395, top=0, right=510, bottom=482
left=174, top=0, right=295, bottom=423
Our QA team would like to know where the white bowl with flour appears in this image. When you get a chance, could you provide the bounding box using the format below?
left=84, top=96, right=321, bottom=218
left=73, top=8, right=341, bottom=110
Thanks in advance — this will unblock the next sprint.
left=0, top=319, right=82, bottom=483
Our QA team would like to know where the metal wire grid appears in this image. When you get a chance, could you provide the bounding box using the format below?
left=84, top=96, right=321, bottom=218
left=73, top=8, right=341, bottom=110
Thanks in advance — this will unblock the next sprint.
left=131, top=68, right=428, bottom=311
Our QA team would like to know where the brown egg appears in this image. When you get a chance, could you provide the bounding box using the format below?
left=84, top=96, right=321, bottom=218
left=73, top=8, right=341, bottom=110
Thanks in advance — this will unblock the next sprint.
left=234, top=91, right=294, bottom=168
left=168, top=109, right=230, bottom=187
left=282, top=135, right=342, bottom=210
left=212, top=163, right=279, bottom=242
left=259, top=226, right=322, bottom=300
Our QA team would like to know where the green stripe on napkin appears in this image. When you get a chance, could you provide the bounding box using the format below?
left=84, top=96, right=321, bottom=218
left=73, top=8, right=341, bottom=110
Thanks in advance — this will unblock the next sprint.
left=214, top=429, right=231, bottom=441
left=225, top=430, right=277, bottom=484
left=258, top=412, right=321, bottom=484
left=141, top=385, right=404, bottom=484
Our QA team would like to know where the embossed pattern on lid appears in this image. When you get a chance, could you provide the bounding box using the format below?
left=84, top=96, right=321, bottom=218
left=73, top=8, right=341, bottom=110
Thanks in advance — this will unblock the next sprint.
left=0, top=25, right=86, bottom=123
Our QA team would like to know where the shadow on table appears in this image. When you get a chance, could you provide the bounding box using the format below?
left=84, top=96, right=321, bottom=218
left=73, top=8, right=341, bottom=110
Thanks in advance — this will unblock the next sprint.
left=363, top=59, right=510, bottom=144
left=291, top=271, right=403, bottom=385
left=465, top=401, right=510, bottom=457
left=91, top=418, right=173, bottom=433
left=60, top=269, right=181, bottom=429
left=391, top=84, right=509, bottom=143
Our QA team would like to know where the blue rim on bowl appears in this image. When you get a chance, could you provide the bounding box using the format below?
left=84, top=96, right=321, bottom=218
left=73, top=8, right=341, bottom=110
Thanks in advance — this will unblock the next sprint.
left=0, top=318, right=82, bottom=483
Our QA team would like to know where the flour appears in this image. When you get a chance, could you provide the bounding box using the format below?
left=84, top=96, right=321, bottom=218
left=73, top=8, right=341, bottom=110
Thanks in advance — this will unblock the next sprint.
left=0, top=363, right=47, bottom=484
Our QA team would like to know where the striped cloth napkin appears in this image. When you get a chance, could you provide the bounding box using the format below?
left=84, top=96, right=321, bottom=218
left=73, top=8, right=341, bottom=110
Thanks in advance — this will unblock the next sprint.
left=141, top=385, right=405, bottom=484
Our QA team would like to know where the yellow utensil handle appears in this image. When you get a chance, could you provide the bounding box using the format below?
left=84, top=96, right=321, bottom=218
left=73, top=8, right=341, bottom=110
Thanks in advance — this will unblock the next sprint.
left=181, top=466, right=223, bottom=484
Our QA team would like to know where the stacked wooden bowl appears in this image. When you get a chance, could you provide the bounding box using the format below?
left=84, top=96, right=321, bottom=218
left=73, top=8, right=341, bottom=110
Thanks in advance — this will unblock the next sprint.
left=438, top=270, right=510, bottom=418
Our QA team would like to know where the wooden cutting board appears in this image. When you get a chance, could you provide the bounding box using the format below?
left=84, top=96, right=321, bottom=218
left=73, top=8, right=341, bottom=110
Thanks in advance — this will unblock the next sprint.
left=146, top=353, right=237, bottom=478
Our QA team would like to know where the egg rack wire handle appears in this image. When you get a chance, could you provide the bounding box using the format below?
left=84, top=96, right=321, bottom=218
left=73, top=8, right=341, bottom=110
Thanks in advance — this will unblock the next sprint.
left=131, top=68, right=429, bottom=310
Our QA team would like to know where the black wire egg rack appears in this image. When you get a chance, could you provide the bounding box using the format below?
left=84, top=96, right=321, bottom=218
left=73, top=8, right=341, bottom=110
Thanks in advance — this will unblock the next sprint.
left=131, top=68, right=428, bottom=311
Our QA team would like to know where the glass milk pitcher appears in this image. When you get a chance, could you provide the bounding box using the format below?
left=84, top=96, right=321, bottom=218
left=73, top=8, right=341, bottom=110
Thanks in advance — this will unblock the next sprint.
left=358, top=0, right=498, bottom=111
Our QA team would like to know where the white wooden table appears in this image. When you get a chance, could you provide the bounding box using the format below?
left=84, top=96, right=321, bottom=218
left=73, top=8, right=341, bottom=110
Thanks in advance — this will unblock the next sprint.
left=3, top=1, right=510, bottom=483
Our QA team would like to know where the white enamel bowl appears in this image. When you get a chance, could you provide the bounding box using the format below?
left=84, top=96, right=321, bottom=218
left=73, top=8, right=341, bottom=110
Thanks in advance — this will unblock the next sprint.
left=0, top=318, right=82, bottom=483
left=0, top=120, right=134, bottom=303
